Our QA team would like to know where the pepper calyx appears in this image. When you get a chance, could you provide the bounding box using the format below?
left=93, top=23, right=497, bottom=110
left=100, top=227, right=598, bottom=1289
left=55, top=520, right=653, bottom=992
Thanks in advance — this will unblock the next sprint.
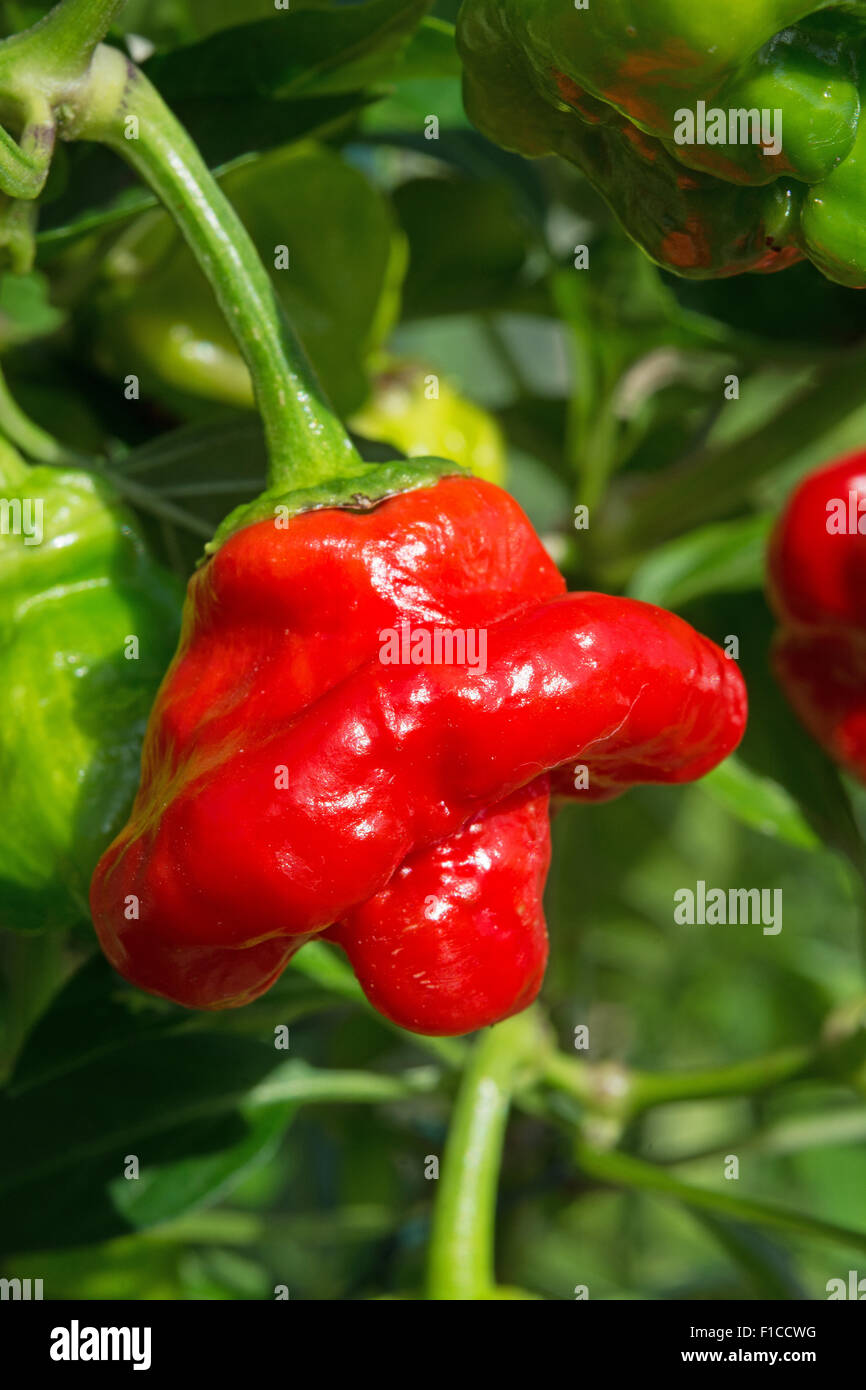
left=205, top=457, right=470, bottom=557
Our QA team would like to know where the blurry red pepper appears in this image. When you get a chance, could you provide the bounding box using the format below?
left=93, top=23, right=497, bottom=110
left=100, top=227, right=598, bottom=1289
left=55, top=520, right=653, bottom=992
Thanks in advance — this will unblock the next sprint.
left=769, top=450, right=866, bottom=781
left=91, top=475, right=747, bottom=1035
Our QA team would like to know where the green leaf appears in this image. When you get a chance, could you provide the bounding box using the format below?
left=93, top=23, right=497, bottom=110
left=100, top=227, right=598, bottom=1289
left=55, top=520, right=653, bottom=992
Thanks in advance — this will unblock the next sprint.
left=394, top=178, right=534, bottom=318
left=87, top=144, right=404, bottom=420
left=598, top=343, right=866, bottom=561
left=361, top=17, right=466, bottom=131
left=700, top=756, right=820, bottom=851
left=7, top=956, right=193, bottom=1098
left=0, top=1027, right=295, bottom=1252
left=627, top=514, right=773, bottom=608
left=146, top=0, right=432, bottom=99
left=186, top=0, right=316, bottom=39
left=394, top=16, right=459, bottom=79
left=0, top=270, right=64, bottom=348
left=695, top=1216, right=809, bottom=1300
left=109, top=1103, right=295, bottom=1234
left=664, top=257, right=866, bottom=351
left=39, top=0, right=428, bottom=247
left=0, top=956, right=439, bottom=1253
left=38, top=98, right=365, bottom=250
left=693, top=593, right=865, bottom=874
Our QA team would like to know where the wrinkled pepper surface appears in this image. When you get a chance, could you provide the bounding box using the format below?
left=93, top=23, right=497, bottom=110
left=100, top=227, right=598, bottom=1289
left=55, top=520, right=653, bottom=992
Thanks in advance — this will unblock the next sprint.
left=91, top=472, right=747, bottom=1035
left=769, top=449, right=866, bottom=779
left=0, top=442, right=180, bottom=931
left=457, top=1, right=866, bottom=285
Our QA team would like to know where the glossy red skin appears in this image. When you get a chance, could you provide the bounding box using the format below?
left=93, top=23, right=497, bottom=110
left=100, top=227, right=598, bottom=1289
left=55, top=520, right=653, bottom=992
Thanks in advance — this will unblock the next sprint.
left=768, top=452, right=866, bottom=629
left=769, top=451, right=866, bottom=780
left=328, top=783, right=551, bottom=1036
left=91, top=477, right=747, bottom=1033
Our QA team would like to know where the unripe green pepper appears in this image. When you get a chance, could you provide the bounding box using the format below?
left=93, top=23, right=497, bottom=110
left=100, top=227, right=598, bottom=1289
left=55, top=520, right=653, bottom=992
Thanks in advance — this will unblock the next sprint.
left=457, top=1, right=866, bottom=285
left=0, top=442, right=180, bottom=931
left=350, top=362, right=506, bottom=487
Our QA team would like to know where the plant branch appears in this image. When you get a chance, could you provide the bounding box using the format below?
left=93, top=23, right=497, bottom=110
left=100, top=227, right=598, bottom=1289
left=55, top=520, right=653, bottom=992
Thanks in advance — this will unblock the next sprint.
left=542, top=1002, right=866, bottom=1122
left=3, top=0, right=125, bottom=75
left=0, top=118, right=54, bottom=200
left=427, top=1011, right=540, bottom=1300
left=575, top=1142, right=866, bottom=1254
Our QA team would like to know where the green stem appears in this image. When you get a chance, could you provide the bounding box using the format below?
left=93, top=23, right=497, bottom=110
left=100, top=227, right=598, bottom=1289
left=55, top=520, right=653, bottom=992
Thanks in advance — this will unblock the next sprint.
left=0, top=362, right=86, bottom=465
left=575, top=1142, right=866, bottom=1254
left=542, top=1030, right=863, bottom=1121
left=246, top=1062, right=442, bottom=1110
left=628, top=1045, right=813, bottom=1112
left=2, top=0, right=125, bottom=75
left=0, top=192, right=39, bottom=273
left=74, top=49, right=361, bottom=492
left=0, top=117, right=54, bottom=200
left=427, top=1011, right=539, bottom=1300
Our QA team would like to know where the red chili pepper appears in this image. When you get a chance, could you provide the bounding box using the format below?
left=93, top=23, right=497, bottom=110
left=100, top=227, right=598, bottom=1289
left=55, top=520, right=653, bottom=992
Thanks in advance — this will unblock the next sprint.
left=769, top=449, right=866, bottom=781
left=328, top=784, right=551, bottom=1036
left=91, top=478, right=747, bottom=1034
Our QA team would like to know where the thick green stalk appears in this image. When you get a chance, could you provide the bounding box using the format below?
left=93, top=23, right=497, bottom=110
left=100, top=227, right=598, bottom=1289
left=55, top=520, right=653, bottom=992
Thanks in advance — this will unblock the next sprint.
left=427, top=1012, right=538, bottom=1300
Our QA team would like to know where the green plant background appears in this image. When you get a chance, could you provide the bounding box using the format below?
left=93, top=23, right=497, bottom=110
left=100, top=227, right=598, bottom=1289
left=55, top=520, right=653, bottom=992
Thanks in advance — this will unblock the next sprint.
left=1, top=0, right=865, bottom=1300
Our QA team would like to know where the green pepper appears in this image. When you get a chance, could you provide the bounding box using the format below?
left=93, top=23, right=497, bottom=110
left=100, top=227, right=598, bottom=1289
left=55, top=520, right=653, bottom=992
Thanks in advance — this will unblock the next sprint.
left=457, top=1, right=866, bottom=285
left=350, top=361, right=507, bottom=486
left=0, top=441, right=180, bottom=931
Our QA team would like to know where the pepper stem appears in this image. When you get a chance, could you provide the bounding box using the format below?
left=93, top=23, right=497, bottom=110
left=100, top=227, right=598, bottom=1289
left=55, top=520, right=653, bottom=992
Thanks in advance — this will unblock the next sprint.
left=74, top=50, right=362, bottom=493
left=0, top=362, right=86, bottom=466
left=426, top=1011, right=540, bottom=1300
left=2, top=0, right=125, bottom=74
